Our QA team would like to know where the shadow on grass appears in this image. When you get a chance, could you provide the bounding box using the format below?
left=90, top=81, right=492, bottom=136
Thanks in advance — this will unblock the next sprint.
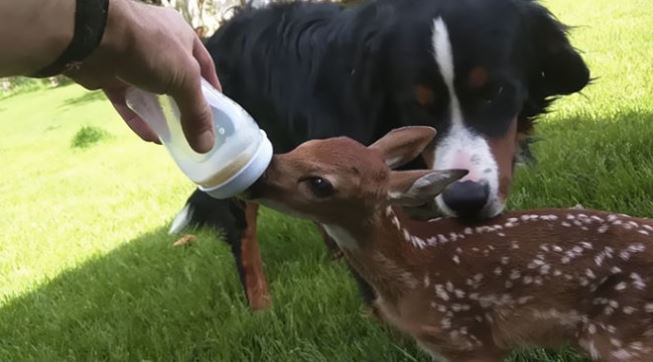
left=0, top=213, right=423, bottom=362
left=60, top=90, right=107, bottom=108
left=0, top=226, right=244, bottom=361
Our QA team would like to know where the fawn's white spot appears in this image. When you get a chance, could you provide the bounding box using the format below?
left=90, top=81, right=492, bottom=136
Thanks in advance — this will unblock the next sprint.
left=623, top=306, right=636, bottom=314
left=435, top=284, right=450, bottom=301
left=518, top=296, right=533, bottom=304
left=440, top=318, right=452, bottom=329
left=595, top=254, right=605, bottom=267
left=611, top=349, right=631, bottom=360
left=509, top=269, right=521, bottom=280
left=411, top=235, right=427, bottom=249
left=630, top=273, right=646, bottom=290
left=588, top=324, right=597, bottom=334
left=586, top=269, right=596, bottom=279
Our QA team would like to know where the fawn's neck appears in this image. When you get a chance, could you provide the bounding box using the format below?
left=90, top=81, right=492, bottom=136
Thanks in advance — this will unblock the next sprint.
left=322, top=205, right=444, bottom=301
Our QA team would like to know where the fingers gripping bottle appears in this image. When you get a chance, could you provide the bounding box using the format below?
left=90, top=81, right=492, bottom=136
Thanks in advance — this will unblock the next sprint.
left=125, top=79, right=273, bottom=199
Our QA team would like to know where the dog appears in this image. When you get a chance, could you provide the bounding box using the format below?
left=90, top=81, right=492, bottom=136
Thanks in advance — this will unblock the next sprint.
left=169, top=0, right=590, bottom=310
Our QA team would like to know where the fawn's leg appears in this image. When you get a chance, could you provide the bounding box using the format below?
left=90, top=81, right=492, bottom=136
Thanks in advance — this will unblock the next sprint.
left=237, top=201, right=271, bottom=310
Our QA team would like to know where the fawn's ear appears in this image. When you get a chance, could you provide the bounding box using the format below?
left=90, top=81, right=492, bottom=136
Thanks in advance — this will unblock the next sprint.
left=369, top=126, right=437, bottom=169
left=388, top=169, right=468, bottom=207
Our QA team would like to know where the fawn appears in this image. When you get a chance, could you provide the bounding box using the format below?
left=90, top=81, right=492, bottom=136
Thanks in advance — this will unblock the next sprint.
left=246, top=126, right=653, bottom=362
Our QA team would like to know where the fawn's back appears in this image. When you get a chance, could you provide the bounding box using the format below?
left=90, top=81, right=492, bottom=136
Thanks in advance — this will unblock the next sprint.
left=371, top=206, right=653, bottom=361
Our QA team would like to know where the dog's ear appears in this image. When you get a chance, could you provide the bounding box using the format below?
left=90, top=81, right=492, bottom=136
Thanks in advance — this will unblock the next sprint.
left=523, top=2, right=590, bottom=96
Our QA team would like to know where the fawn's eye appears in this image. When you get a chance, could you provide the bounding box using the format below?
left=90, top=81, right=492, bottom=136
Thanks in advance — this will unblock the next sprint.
left=303, top=177, right=334, bottom=198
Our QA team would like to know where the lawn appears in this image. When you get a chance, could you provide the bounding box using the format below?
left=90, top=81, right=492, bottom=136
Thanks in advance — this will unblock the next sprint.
left=1, top=0, right=652, bottom=361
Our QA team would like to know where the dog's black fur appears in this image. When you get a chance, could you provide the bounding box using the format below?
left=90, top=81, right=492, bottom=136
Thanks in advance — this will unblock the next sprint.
left=171, top=0, right=590, bottom=307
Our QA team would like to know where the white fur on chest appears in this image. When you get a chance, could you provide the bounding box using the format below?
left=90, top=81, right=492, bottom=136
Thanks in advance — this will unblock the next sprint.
left=322, top=224, right=359, bottom=249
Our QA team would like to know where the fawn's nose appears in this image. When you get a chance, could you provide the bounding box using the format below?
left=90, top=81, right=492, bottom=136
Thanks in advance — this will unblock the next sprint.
left=441, top=180, right=489, bottom=218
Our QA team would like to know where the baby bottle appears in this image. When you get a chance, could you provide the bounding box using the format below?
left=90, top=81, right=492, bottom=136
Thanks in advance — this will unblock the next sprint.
left=125, top=79, right=273, bottom=199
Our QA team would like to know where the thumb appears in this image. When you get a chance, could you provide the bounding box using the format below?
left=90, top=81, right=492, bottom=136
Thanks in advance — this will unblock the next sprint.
left=170, top=65, right=215, bottom=153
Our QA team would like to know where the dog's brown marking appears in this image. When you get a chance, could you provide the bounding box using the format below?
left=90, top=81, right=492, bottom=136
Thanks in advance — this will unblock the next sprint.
left=468, top=66, right=489, bottom=89
left=415, top=85, right=435, bottom=106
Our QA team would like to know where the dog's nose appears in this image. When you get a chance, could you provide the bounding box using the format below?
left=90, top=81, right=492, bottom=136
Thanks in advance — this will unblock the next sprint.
left=441, top=180, right=489, bottom=218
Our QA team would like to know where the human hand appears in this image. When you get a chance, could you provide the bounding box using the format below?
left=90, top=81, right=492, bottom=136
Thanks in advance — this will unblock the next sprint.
left=65, top=0, right=221, bottom=153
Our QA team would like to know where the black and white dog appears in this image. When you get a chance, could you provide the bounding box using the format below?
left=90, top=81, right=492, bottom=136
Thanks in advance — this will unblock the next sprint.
left=169, top=0, right=590, bottom=309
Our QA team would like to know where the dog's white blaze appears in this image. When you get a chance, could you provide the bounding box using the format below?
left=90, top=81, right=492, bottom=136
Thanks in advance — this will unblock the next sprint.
left=432, top=18, right=462, bottom=129
left=430, top=18, right=502, bottom=218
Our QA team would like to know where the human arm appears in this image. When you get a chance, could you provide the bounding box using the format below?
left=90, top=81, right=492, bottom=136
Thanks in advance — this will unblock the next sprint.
left=0, top=0, right=221, bottom=152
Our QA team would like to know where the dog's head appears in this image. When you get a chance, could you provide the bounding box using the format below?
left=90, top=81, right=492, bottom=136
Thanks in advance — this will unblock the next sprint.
left=365, top=0, right=590, bottom=219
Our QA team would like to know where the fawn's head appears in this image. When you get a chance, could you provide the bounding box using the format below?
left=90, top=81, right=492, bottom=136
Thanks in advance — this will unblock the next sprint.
left=248, top=127, right=466, bottom=225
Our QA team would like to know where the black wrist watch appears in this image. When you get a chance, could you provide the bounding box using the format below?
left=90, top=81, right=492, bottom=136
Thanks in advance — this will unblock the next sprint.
left=33, top=0, right=110, bottom=77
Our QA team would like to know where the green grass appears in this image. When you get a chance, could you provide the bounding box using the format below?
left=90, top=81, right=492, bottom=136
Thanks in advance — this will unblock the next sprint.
left=1, top=0, right=652, bottom=360
left=70, top=126, right=113, bottom=149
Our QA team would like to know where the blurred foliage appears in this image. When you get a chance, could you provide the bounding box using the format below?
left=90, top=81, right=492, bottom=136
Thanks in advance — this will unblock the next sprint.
left=0, top=76, right=73, bottom=99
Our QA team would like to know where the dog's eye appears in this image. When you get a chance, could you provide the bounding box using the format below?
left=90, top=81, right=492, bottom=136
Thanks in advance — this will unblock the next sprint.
left=481, top=84, right=505, bottom=104
left=303, top=177, right=335, bottom=198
